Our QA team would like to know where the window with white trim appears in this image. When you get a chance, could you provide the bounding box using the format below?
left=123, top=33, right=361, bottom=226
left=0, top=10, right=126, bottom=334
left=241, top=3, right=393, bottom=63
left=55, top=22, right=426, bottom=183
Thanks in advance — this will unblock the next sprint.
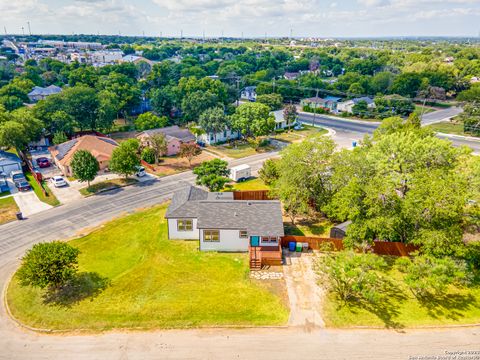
left=261, top=236, right=278, bottom=243
left=177, top=219, right=193, bottom=231
left=239, top=230, right=248, bottom=238
left=204, top=230, right=220, bottom=242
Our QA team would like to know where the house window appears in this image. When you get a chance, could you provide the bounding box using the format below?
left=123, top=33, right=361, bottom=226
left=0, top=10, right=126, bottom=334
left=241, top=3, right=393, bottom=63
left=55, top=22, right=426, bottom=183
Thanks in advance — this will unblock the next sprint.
left=177, top=219, right=193, bottom=232
left=261, top=236, right=278, bottom=243
left=239, top=230, right=248, bottom=239
left=204, top=230, right=220, bottom=242
left=223, top=130, right=227, bottom=138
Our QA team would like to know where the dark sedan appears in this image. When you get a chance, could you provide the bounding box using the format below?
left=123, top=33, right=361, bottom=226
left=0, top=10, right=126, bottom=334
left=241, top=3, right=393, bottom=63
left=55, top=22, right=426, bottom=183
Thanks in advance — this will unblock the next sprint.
left=15, top=180, right=31, bottom=192
left=36, top=157, right=51, bottom=168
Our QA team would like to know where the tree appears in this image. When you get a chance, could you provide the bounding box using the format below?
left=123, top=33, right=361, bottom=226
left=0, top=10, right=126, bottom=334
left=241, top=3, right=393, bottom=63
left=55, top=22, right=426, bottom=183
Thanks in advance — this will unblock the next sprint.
left=317, top=251, right=387, bottom=304
left=396, top=256, right=467, bottom=298
left=148, top=133, right=168, bottom=165
left=231, top=102, right=275, bottom=138
left=457, top=84, right=480, bottom=102
left=71, top=150, right=99, bottom=187
left=391, top=73, right=424, bottom=98
left=198, top=107, right=230, bottom=143
left=10, top=107, right=44, bottom=143
left=283, top=104, right=298, bottom=129
left=134, top=112, right=168, bottom=131
left=53, top=131, right=68, bottom=145
left=17, top=242, right=80, bottom=290
left=141, top=147, right=156, bottom=164
left=109, top=139, right=141, bottom=178
left=150, top=86, right=175, bottom=117
left=0, top=121, right=27, bottom=149
left=60, top=85, right=100, bottom=130
left=259, top=159, right=279, bottom=186
left=181, top=91, right=219, bottom=122
left=193, top=159, right=230, bottom=191
left=257, top=93, right=283, bottom=111
left=178, top=142, right=201, bottom=167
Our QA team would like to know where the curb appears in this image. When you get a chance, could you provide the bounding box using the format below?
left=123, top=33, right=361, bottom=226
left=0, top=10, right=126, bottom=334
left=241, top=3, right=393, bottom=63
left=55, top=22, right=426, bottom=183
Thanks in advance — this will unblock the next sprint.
left=436, top=132, right=480, bottom=143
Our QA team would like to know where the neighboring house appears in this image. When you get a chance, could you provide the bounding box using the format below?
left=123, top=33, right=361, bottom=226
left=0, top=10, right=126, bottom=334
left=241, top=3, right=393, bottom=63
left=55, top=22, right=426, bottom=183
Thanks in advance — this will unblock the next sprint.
left=121, top=54, right=154, bottom=66
left=471, top=76, right=479, bottom=84
left=196, top=127, right=240, bottom=145
left=27, top=85, right=62, bottom=102
left=284, top=72, right=300, bottom=80
left=49, top=135, right=118, bottom=176
left=272, top=109, right=296, bottom=130
left=240, top=86, right=257, bottom=101
left=165, top=185, right=285, bottom=252
left=337, top=97, right=376, bottom=113
left=300, top=96, right=341, bottom=112
left=0, top=151, right=22, bottom=176
left=137, top=126, right=196, bottom=156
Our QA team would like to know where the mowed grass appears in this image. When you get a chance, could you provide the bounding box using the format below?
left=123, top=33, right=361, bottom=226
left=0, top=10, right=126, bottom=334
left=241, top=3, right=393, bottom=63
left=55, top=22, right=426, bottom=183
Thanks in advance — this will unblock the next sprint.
left=7, top=204, right=289, bottom=331
left=79, top=178, right=138, bottom=196
left=0, top=196, right=19, bottom=225
left=227, top=177, right=270, bottom=191
left=322, top=259, right=480, bottom=328
left=427, top=120, right=479, bottom=137
left=25, top=173, right=60, bottom=206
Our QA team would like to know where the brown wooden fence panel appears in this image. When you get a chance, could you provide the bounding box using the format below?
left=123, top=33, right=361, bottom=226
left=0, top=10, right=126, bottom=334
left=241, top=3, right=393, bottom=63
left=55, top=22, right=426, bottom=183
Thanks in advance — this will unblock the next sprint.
left=233, top=190, right=271, bottom=201
left=281, top=236, right=418, bottom=256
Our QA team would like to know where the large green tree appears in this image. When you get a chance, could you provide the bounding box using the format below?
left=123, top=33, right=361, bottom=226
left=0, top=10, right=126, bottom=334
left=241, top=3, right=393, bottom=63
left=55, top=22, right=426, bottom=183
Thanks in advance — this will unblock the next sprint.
left=198, top=107, right=230, bottom=143
left=109, top=139, right=141, bottom=178
left=193, top=159, right=230, bottom=191
left=231, top=102, right=275, bottom=138
left=71, top=150, right=100, bottom=187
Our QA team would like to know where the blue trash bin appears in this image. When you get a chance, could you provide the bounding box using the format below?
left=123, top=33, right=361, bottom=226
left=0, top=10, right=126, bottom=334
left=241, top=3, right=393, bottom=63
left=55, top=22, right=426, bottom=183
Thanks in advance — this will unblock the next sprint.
left=352, top=141, right=357, bottom=148
left=289, top=242, right=296, bottom=252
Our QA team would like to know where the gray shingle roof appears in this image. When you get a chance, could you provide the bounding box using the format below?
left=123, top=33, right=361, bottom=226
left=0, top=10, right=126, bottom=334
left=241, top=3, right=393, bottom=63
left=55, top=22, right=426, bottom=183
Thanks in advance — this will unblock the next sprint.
left=53, top=138, right=78, bottom=161
left=141, top=126, right=195, bottom=143
left=0, top=151, right=21, bottom=165
left=28, top=85, right=62, bottom=97
left=165, top=185, right=284, bottom=237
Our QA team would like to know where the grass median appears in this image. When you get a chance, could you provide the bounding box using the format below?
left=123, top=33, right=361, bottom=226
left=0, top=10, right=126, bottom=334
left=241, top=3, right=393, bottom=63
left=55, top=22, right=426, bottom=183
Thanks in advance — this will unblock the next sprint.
left=25, top=172, right=60, bottom=207
left=79, top=178, right=138, bottom=196
left=7, top=204, right=289, bottom=331
left=0, top=196, right=19, bottom=225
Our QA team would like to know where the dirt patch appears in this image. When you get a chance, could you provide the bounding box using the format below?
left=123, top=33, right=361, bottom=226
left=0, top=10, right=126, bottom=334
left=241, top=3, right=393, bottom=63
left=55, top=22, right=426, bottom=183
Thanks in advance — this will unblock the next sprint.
left=0, top=196, right=19, bottom=224
left=148, top=152, right=215, bottom=176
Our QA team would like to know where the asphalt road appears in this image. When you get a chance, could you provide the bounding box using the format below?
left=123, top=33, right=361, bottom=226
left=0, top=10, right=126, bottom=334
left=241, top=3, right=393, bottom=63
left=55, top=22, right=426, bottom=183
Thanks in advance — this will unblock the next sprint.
left=298, top=108, right=480, bottom=154
left=1, top=111, right=479, bottom=359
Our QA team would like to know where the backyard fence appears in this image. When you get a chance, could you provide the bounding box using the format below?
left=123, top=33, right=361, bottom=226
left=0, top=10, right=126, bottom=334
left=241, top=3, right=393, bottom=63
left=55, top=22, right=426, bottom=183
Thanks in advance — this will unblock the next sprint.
left=281, top=235, right=419, bottom=257
left=233, top=190, right=271, bottom=201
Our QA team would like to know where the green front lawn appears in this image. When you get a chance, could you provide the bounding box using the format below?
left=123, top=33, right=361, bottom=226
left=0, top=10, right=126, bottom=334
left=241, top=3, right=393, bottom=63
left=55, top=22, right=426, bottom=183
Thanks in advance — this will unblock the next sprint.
left=226, top=177, right=270, bottom=191
left=322, top=258, right=480, bottom=328
left=25, top=173, right=60, bottom=207
left=79, top=178, right=138, bottom=196
left=273, top=126, right=328, bottom=143
left=427, top=120, right=479, bottom=138
left=0, top=196, right=19, bottom=225
left=7, top=204, right=289, bottom=331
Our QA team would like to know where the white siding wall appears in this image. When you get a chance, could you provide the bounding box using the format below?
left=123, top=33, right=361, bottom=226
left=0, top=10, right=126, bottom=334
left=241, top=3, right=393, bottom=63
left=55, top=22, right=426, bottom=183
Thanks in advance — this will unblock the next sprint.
left=167, top=218, right=199, bottom=240
left=198, top=129, right=240, bottom=145
left=199, top=229, right=249, bottom=252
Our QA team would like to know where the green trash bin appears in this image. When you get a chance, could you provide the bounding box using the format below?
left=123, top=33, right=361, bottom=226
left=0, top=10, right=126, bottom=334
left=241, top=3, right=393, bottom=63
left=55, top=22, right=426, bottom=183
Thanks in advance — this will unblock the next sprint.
left=296, top=242, right=303, bottom=252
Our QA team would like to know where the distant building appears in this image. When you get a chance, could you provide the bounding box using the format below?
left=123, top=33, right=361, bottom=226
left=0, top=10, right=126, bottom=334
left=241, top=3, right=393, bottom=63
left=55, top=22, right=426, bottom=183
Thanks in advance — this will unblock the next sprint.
left=300, top=96, right=341, bottom=112
left=28, top=85, right=62, bottom=102
left=122, top=54, right=153, bottom=66
left=284, top=72, right=300, bottom=80
left=196, top=127, right=240, bottom=146
left=272, top=109, right=296, bottom=130
left=337, top=97, right=376, bottom=114
left=89, top=51, right=123, bottom=65
left=241, top=86, right=257, bottom=101
left=137, top=126, right=196, bottom=156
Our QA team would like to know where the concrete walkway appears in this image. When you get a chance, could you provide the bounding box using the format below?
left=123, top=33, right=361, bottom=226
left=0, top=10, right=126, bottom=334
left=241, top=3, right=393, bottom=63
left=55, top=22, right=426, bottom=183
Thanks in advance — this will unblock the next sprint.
left=7, top=179, right=52, bottom=217
left=283, top=251, right=325, bottom=329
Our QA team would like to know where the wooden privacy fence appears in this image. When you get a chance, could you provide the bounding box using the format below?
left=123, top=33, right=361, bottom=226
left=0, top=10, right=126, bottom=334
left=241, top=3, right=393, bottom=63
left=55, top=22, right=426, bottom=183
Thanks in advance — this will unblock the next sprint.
left=281, top=236, right=419, bottom=257
left=233, top=190, right=271, bottom=201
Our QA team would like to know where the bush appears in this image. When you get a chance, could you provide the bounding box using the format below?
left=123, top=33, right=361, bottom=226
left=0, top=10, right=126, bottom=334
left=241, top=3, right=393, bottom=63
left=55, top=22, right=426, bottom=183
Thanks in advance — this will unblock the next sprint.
left=141, top=147, right=156, bottom=164
left=259, top=158, right=279, bottom=186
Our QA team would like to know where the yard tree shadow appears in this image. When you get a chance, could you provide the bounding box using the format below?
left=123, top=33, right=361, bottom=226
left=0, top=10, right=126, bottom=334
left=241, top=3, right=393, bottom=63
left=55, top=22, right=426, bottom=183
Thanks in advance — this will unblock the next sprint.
left=415, top=292, right=478, bottom=321
left=43, top=272, right=110, bottom=307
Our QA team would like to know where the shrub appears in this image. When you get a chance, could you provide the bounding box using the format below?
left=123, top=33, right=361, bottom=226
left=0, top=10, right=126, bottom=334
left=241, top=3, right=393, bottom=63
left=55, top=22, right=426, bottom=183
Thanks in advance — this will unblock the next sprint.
left=141, top=147, right=156, bottom=164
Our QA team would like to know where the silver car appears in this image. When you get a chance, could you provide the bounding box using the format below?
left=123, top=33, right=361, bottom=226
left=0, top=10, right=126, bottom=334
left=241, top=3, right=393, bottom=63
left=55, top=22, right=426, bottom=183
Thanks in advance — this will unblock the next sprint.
left=51, top=176, right=67, bottom=187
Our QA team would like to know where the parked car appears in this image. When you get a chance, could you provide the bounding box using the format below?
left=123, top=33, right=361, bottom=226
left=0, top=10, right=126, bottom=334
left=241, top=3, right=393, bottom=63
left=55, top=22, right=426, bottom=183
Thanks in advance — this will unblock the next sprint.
left=36, top=157, right=51, bottom=168
left=51, top=176, right=67, bottom=187
left=135, top=166, right=146, bottom=177
left=11, top=170, right=26, bottom=183
left=15, top=180, right=31, bottom=192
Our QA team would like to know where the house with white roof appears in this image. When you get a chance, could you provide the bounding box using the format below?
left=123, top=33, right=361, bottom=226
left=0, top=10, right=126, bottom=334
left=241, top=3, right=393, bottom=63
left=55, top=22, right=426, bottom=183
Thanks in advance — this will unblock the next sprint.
left=337, top=97, right=376, bottom=114
left=28, top=85, right=62, bottom=102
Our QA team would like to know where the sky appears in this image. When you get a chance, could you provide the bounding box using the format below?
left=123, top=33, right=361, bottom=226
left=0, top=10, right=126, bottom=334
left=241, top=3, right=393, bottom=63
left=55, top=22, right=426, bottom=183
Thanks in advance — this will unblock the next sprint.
left=1, top=0, right=480, bottom=38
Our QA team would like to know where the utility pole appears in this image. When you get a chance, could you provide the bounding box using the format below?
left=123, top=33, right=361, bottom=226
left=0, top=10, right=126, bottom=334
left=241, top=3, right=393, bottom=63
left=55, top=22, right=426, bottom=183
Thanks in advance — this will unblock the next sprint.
left=290, top=28, right=293, bottom=39
left=203, top=30, right=205, bottom=42
left=27, top=22, right=31, bottom=35
left=3, top=26, right=7, bottom=36
left=236, top=77, right=241, bottom=106
left=180, top=29, right=183, bottom=40
left=312, top=89, right=319, bottom=127
left=21, top=26, right=25, bottom=36
left=272, top=78, right=276, bottom=93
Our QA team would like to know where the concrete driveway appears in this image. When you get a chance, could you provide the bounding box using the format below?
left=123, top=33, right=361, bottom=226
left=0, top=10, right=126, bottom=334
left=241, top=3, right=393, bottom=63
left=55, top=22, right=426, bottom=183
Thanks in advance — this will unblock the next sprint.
left=7, top=179, right=52, bottom=217
left=283, top=250, right=325, bottom=329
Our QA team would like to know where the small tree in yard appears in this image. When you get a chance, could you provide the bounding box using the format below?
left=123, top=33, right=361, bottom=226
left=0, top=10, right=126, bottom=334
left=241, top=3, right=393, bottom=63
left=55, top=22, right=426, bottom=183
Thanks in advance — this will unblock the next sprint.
left=317, top=251, right=387, bottom=304
left=283, top=104, right=298, bottom=130
left=259, top=158, right=279, bottom=186
left=179, top=142, right=201, bottom=167
left=109, top=139, right=141, bottom=178
left=17, top=242, right=80, bottom=290
left=71, top=150, right=99, bottom=187
left=53, top=131, right=68, bottom=145
left=149, top=133, right=168, bottom=165
left=193, top=159, right=230, bottom=191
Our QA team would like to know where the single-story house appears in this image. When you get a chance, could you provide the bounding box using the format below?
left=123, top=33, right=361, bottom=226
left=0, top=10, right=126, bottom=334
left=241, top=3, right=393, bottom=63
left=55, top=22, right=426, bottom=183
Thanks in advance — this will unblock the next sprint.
left=300, top=96, right=341, bottom=112
left=137, top=126, right=196, bottom=156
left=165, top=185, right=285, bottom=252
left=272, top=109, right=296, bottom=130
left=0, top=151, right=22, bottom=176
left=284, top=72, right=300, bottom=80
left=337, top=97, right=376, bottom=113
left=27, top=85, right=62, bottom=102
left=241, top=86, right=257, bottom=101
left=196, top=127, right=240, bottom=146
left=49, top=135, right=118, bottom=176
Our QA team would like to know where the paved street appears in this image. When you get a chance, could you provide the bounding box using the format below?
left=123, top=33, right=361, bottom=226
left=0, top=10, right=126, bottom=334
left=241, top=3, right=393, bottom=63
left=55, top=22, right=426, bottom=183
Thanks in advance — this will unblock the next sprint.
left=0, top=113, right=479, bottom=359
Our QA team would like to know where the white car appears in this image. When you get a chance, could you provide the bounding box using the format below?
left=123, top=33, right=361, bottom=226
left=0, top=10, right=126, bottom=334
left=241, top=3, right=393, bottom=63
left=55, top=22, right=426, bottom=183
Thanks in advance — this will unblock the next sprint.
left=135, top=166, right=146, bottom=177
left=51, top=176, right=67, bottom=187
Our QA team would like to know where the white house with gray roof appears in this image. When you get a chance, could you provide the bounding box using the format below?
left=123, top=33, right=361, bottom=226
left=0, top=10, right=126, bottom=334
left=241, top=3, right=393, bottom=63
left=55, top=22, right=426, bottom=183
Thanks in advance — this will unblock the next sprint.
left=165, top=185, right=284, bottom=252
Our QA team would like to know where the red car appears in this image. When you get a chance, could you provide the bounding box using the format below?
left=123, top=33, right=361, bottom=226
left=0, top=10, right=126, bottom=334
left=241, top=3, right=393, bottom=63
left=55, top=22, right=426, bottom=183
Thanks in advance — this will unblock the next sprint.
left=36, top=157, right=51, bottom=168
